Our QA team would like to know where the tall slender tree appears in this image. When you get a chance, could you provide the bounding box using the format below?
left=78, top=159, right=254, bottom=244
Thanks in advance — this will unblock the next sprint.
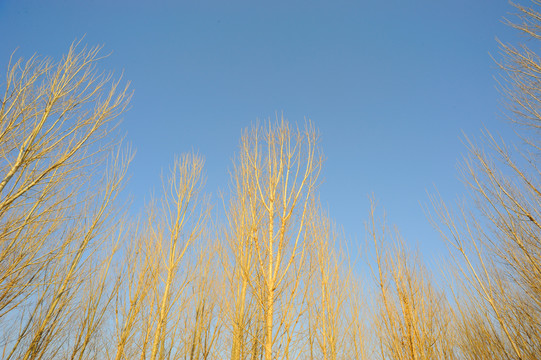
left=432, top=2, right=541, bottom=359
left=221, top=119, right=322, bottom=360
left=0, top=42, right=131, bottom=360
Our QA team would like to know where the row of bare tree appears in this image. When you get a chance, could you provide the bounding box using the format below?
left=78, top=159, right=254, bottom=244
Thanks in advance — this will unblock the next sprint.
left=1, top=1, right=540, bottom=359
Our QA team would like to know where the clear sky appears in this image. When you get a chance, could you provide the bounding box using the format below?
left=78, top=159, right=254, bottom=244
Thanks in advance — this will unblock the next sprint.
left=0, top=0, right=519, bottom=265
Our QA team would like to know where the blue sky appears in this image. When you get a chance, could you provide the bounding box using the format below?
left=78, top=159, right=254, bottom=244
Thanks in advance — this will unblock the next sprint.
left=0, top=0, right=519, bottom=264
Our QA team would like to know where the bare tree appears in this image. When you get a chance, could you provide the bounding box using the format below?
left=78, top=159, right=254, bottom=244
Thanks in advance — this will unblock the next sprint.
left=112, top=153, right=208, bottom=360
left=370, top=201, right=456, bottom=360
left=306, top=211, right=364, bottom=360
left=220, top=132, right=263, bottom=360
left=430, top=3, right=541, bottom=359
left=0, top=41, right=131, bottom=360
left=221, top=118, right=322, bottom=360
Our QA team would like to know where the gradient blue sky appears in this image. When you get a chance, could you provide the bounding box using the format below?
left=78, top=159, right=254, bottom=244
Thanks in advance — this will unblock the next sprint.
left=0, top=0, right=520, bottom=263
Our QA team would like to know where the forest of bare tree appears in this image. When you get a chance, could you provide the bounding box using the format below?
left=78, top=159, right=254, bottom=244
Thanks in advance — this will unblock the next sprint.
left=0, top=1, right=540, bottom=359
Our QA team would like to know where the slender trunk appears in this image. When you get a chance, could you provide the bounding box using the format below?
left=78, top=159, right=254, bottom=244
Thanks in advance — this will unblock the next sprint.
left=265, top=287, right=274, bottom=360
left=150, top=248, right=175, bottom=360
left=231, top=278, right=248, bottom=360
left=265, top=198, right=274, bottom=360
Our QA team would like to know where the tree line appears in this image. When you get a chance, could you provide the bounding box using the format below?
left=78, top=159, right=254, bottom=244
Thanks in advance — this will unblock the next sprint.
left=0, top=1, right=540, bottom=359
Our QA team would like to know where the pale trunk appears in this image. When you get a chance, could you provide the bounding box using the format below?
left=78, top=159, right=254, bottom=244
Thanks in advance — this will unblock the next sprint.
left=265, top=199, right=274, bottom=360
